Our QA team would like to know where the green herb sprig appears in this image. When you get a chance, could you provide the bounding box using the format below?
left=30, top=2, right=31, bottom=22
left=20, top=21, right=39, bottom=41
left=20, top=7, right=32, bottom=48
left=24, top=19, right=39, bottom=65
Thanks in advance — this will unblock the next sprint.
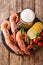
left=33, top=44, right=39, bottom=49
left=36, top=33, right=39, bottom=38
left=20, top=27, right=25, bottom=35
left=26, top=36, right=30, bottom=44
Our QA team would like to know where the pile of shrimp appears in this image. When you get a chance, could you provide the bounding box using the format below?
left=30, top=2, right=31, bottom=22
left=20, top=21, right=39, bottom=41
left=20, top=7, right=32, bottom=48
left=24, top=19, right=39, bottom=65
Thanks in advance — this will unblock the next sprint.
left=1, top=13, right=31, bottom=55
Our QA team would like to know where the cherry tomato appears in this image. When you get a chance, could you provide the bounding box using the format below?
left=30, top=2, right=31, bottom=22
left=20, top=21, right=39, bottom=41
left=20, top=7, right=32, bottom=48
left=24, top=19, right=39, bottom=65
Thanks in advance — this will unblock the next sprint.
left=38, top=36, right=42, bottom=41
left=33, top=38, right=38, bottom=44
left=40, top=31, right=43, bottom=37
left=38, top=42, right=43, bottom=47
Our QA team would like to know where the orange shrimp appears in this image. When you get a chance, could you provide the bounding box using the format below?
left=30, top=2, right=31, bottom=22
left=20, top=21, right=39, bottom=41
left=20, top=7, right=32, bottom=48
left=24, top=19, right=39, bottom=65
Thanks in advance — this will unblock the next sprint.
left=1, top=20, right=10, bottom=38
left=10, top=13, right=19, bottom=44
left=1, top=20, right=23, bottom=54
left=16, top=31, right=30, bottom=55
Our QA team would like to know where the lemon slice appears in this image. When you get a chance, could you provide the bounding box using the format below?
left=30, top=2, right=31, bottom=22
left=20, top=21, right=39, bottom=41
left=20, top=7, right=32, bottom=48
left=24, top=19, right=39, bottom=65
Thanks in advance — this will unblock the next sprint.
left=27, top=30, right=36, bottom=39
left=27, top=22, right=43, bottom=39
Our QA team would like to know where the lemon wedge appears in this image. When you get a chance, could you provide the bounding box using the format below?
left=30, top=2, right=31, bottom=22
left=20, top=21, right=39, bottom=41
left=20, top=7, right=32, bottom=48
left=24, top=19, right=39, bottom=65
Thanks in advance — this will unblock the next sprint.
left=27, top=22, right=43, bottom=39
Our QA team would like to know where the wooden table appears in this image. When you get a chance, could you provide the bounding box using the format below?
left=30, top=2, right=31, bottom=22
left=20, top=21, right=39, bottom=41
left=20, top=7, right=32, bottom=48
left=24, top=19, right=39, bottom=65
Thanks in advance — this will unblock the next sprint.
left=0, top=0, right=43, bottom=65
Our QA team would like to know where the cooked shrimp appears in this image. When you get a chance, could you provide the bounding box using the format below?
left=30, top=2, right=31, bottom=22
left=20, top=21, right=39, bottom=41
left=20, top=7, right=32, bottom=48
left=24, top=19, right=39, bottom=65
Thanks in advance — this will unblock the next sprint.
left=10, top=13, right=19, bottom=44
left=10, top=13, right=19, bottom=33
left=1, top=20, right=10, bottom=38
left=16, top=31, right=30, bottom=55
left=1, top=20, right=23, bottom=54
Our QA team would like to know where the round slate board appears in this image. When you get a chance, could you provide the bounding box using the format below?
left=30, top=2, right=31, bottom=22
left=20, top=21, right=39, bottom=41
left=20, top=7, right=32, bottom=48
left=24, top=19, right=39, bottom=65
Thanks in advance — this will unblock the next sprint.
left=1, top=12, right=41, bottom=56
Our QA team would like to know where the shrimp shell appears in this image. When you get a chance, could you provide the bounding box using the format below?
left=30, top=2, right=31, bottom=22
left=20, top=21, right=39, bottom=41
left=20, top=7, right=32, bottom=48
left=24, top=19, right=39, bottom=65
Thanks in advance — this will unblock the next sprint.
left=16, top=31, right=30, bottom=55
left=1, top=20, right=23, bottom=54
left=10, top=13, right=19, bottom=44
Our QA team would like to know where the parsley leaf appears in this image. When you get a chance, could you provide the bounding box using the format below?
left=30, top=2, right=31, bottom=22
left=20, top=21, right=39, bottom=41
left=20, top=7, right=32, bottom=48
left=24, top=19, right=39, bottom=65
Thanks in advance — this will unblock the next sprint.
left=20, top=27, right=25, bottom=35
left=26, top=36, right=30, bottom=44
left=36, top=33, right=39, bottom=38
left=33, top=44, right=39, bottom=49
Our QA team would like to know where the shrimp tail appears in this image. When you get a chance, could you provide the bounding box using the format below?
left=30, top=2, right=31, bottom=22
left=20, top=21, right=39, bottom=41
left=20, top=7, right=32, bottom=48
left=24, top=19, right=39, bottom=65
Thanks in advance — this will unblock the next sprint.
left=6, top=39, right=24, bottom=54
left=18, top=40, right=30, bottom=55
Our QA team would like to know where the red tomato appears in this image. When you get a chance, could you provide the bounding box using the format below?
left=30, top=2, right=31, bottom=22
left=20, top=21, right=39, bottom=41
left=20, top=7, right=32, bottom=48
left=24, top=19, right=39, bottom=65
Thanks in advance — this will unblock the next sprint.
left=33, top=38, right=38, bottom=44
left=38, top=42, right=43, bottom=47
left=38, top=36, right=42, bottom=41
left=41, top=31, right=43, bottom=37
